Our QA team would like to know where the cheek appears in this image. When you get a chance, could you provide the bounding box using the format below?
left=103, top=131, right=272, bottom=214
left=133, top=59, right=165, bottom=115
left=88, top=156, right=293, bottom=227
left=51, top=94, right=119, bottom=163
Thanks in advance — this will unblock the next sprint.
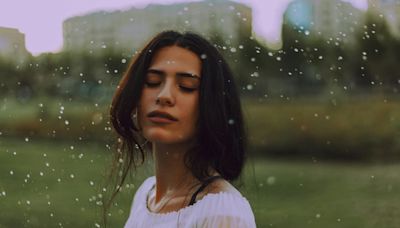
left=184, top=97, right=199, bottom=125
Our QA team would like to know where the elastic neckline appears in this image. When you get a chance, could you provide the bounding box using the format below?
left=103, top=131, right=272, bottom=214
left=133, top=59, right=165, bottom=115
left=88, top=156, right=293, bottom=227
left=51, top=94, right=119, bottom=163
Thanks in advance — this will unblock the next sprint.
left=144, top=190, right=243, bottom=217
left=144, top=176, right=244, bottom=217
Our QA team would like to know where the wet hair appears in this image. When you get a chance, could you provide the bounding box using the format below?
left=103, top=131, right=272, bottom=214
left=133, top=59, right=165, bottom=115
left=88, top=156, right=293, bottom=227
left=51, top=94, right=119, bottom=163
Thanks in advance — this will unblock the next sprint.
left=105, top=30, right=248, bottom=224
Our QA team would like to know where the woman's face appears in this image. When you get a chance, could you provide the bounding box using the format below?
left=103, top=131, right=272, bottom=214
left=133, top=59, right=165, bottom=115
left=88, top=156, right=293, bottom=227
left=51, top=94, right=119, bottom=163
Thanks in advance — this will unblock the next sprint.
left=137, top=45, right=202, bottom=145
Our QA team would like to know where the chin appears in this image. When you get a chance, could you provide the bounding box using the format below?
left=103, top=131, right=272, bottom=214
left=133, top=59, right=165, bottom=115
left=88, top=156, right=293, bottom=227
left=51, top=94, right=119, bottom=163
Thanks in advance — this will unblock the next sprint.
left=144, top=129, right=192, bottom=145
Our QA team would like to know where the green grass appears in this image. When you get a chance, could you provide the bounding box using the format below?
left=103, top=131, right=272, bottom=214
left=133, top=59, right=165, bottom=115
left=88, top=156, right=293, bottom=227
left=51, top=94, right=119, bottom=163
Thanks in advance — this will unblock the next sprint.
left=1, top=138, right=399, bottom=227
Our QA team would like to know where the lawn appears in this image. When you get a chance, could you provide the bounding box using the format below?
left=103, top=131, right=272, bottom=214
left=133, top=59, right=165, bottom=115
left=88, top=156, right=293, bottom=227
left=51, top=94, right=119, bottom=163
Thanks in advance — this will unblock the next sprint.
left=0, top=137, right=399, bottom=227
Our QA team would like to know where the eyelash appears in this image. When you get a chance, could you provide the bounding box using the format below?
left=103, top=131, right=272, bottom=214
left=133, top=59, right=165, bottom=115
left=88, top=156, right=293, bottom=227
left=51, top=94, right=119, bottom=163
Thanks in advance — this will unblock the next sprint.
left=145, top=82, right=197, bottom=92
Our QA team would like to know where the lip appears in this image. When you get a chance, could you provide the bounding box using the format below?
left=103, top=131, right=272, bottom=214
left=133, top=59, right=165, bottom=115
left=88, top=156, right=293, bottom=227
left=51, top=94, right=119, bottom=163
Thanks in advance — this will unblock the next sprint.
left=147, top=110, right=178, bottom=123
left=148, top=116, right=176, bottom=124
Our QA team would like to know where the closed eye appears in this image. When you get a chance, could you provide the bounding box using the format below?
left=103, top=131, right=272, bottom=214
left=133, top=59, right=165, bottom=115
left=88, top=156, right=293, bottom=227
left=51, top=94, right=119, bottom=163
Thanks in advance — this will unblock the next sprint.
left=144, top=82, right=197, bottom=93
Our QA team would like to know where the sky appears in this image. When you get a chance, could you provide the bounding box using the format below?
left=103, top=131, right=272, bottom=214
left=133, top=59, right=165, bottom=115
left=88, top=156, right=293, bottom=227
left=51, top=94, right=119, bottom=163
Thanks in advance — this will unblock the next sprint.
left=0, top=0, right=367, bottom=55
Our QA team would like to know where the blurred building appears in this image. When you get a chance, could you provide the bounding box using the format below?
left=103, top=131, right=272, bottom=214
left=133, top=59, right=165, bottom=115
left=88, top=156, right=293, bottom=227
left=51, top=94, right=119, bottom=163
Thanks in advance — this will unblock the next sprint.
left=283, top=0, right=365, bottom=44
left=62, top=0, right=252, bottom=53
left=0, top=27, right=30, bottom=61
left=368, top=0, right=400, bottom=38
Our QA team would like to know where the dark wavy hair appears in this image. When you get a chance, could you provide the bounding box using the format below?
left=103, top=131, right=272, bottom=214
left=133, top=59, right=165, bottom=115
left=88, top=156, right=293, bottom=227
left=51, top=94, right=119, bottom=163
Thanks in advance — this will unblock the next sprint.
left=104, top=30, right=248, bottom=225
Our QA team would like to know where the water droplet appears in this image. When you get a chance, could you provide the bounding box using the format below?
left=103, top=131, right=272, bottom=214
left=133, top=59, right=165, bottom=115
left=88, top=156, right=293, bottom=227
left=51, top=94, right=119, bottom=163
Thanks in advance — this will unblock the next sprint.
left=65, top=120, right=69, bottom=125
left=267, top=176, right=276, bottom=185
left=121, top=58, right=127, bottom=63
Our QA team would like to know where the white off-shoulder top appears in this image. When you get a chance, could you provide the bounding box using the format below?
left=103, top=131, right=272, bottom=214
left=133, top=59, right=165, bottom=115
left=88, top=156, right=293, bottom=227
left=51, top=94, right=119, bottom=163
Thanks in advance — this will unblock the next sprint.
left=124, top=176, right=257, bottom=228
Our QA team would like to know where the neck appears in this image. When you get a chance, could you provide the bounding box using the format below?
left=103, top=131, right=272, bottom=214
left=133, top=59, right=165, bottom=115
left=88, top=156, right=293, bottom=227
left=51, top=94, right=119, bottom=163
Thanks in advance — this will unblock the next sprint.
left=151, top=142, right=200, bottom=203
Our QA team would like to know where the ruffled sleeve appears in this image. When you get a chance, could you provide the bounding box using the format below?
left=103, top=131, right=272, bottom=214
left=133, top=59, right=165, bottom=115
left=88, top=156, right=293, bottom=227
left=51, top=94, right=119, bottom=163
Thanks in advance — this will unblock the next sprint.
left=188, top=192, right=257, bottom=228
left=194, top=215, right=256, bottom=228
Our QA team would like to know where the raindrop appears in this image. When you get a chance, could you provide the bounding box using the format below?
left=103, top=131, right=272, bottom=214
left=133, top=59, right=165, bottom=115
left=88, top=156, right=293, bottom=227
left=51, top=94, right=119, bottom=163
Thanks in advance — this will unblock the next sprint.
left=25, top=137, right=29, bottom=142
left=246, top=84, right=253, bottom=90
left=89, top=181, right=94, bottom=186
left=228, top=119, right=235, bottom=125
left=316, top=214, right=321, bottom=218
left=121, top=58, right=127, bottom=63
left=267, top=176, right=276, bottom=185
left=65, top=120, right=69, bottom=125
left=276, top=56, right=281, bottom=61
left=200, top=54, right=207, bottom=59
left=251, top=72, right=259, bottom=77
left=10, top=170, right=14, bottom=175
left=230, top=47, right=237, bottom=53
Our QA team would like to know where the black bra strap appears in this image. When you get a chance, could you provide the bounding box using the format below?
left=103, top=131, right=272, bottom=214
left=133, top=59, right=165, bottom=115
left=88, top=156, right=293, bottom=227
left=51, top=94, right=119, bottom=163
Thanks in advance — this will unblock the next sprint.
left=188, top=175, right=224, bottom=206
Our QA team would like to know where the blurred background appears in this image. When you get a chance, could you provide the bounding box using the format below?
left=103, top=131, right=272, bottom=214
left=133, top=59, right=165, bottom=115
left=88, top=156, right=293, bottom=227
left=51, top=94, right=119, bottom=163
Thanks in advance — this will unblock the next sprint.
left=1, top=0, right=400, bottom=227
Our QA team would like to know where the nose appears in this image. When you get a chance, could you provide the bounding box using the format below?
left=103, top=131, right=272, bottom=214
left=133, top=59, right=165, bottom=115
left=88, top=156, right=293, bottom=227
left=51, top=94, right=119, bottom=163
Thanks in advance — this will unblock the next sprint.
left=156, top=81, right=175, bottom=106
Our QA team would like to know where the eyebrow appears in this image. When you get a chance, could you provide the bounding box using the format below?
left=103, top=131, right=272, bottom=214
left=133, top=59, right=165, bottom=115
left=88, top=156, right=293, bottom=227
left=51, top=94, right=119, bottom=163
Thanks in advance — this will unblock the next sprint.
left=147, top=69, right=200, bottom=80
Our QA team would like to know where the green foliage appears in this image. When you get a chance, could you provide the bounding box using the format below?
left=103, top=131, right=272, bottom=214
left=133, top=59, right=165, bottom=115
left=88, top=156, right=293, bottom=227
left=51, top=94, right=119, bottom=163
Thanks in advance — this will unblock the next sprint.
left=1, top=96, right=399, bottom=161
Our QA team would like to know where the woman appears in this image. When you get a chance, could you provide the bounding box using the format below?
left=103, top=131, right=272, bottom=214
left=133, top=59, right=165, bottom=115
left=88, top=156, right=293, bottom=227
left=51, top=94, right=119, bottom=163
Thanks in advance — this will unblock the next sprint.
left=109, top=30, right=256, bottom=227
